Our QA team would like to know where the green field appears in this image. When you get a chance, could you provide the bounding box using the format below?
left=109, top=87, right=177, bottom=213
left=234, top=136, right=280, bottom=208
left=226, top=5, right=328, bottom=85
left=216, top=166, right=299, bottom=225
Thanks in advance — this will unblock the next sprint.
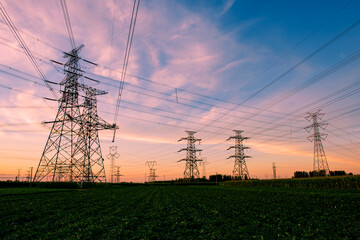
left=1, top=185, right=359, bottom=239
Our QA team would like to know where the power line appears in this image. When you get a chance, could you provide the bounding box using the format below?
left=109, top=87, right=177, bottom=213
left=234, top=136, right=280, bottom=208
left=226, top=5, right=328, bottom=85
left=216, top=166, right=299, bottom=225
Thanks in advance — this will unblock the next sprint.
left=0, top=1, right=58, bottom=99
left=60, top=0, right=76, bottom=49
left=0, top=26, right=315, bottom=123
left=195, top=16, right=360, bottom=134
left=113, top=0, right=140, bottom=141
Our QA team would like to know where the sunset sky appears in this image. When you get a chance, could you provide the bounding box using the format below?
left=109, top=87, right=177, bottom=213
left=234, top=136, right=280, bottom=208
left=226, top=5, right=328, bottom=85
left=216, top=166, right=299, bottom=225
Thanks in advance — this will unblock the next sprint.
left=1, top=0, right=360, bottom=182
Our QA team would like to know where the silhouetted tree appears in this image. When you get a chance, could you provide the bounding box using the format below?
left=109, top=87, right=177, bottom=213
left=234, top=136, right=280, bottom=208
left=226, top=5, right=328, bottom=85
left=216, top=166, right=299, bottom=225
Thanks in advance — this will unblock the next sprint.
left=293, top=171, right=309, bottom=178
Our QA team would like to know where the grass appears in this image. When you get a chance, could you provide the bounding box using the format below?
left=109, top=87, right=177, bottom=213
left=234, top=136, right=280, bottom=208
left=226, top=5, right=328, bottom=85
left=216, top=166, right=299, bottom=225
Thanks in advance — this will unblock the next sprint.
left=0, top=185, right=359, bottom=239
left=223, top=175, right=360, bottom=190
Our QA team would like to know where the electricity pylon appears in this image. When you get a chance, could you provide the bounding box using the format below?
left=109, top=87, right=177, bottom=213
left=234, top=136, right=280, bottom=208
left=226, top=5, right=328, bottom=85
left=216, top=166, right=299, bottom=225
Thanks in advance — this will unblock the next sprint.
left=305, top=110, right=330, bottom=175
left=146, top=161, right=157, bottom=182
left=34, top=46, right=117, bottom=183
left=113, top=166, right=123, bottom=183
left=199, top=157, right=208, bottom=178
left=107, top=146, right=120, bottom=183
left=178, top=130, right=202, bottom=180
left=227, top=130, right=251, bottom=180
left=75, top=86, right=116, bottom=183
left=273, top=162, right=276, bottom=179
left=34, top=46, right=83, bottom=182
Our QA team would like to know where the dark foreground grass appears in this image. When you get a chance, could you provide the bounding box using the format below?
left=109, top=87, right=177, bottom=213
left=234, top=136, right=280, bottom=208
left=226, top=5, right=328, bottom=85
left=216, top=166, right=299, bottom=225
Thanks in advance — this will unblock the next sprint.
left=223, top=175, right=360, bottom=190
left=0, top=185, right=359, bottom=239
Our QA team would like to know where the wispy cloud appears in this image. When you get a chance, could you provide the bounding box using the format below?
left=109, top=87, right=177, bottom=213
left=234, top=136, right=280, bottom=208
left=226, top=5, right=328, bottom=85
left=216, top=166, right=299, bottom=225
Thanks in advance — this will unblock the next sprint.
left=218, top=0, right=236, bottom=17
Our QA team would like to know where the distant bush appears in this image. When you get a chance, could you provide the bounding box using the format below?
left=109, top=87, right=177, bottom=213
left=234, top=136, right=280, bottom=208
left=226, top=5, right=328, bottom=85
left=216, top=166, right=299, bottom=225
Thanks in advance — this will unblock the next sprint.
left=0, top=181, right=32, bottom=188
left=309, top=170, right=327, bottom=177
left=294, top=170, right=349, bottom=178
left=209, top=174, right=233, bottom=182
left=293, top=171, right=309, bottom=178
left=0, top=181, right=110, bottom=189
left=329, top=170, right=346, bottom=176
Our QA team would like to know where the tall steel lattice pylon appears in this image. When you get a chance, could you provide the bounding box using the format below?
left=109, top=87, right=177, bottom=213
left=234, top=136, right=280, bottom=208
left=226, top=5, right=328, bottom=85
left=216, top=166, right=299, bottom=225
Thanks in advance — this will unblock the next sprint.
left=199, top=157, right=208, bottom=178
left=305, top=110, right=330, bottom=175
left=227, top=130, right=251, bottom=180
left=34, top=46, right=84, bottom=182
left=146, top=161, right=157, bottom=182
left=272, top=162, right=276, bottom=179
left=75, top=86, right=116, bottom=183
left=113, top=166, right=123, bottom=183
left=178, top=130, right=202, bottom=180
left=34, top=45, right=117, bottom=183
left=107, top=146, right=120, bottom=183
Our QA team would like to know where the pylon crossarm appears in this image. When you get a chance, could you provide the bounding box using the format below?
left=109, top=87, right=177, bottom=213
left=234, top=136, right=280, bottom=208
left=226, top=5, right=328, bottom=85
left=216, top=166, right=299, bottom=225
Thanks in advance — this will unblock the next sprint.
left=305, top=125, right=313, bottom=132
left=319, top=122, right=328, bottom=130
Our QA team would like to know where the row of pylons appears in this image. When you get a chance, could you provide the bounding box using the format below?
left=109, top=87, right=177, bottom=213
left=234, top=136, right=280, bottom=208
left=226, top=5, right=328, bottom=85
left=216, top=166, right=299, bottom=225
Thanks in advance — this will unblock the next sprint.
left=178, top=130, right=251, bottom=180
left=178, top=111, right=331, bottom=181
left=32, top=47, right=330, bottom=183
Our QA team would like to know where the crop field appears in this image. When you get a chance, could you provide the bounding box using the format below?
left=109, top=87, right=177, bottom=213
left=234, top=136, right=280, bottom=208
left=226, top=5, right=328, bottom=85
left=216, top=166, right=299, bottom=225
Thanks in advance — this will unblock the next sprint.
left=1, top=185, right=360, bottom=239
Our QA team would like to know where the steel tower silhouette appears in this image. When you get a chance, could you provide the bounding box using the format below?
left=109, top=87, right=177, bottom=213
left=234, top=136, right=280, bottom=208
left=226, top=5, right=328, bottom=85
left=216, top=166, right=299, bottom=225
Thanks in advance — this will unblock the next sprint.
left=146, top=161, right=157, bottom=182
left=305, top=110, right=330, bottom=175
left=34, top=46, right=84, bottom=182
left=227, top=130, right=251, bottom=180
left=34, top=46, right=117, bottom=183
left=178, top=130, right=202, bottom=180
left=107, top=146, right=120, bottom=183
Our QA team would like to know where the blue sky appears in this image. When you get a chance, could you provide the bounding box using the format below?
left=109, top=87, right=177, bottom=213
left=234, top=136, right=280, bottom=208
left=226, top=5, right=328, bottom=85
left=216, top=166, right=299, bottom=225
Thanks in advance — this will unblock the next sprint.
left=0, top=0, right=360, bottom=181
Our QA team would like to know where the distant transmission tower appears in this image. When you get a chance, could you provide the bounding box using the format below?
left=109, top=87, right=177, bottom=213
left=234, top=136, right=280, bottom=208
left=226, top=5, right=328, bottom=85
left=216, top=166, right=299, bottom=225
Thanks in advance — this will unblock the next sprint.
left=107, top=146, right=120, bottom=183
left=26, top=167, right=33, bottom=182
left=305, top=110, right=330, bottom=175
left=146, top=161, right=157, bottom=182
left=16, top=168, right=21, bottom=181
left=273, top=162, right=276, bottom=179
left=227, top=130, right=251, bottom=180
left=199, top=157, right=208, bottom=178
left=178, top=130, right=202, bottom=180
left=113, top=166, right=123, bottom=183
left=34, top=46, right=117, bottom=183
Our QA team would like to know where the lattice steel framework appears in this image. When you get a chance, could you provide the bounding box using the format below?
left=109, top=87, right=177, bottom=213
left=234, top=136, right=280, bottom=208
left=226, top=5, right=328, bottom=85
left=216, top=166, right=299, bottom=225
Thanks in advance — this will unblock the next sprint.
left=114, top=166, right=123, bottom=183
left=75, top=86, right=116, bottom=182
left=178, top=130, right=202, bottom=180
left=146, top=161, right=157, bottom=182
left=107, top=146, right=120, bottom=183
left=199, top=158, right=208, bottom=178
left=272, top=162, right=276, bottom=179
left=305, top=110, right=330, bottom=175
left=227, top=130, right=251, bottom=180
left=34, top=46, right=117, bottom=183
left=34, top=46, right=83, bottom=182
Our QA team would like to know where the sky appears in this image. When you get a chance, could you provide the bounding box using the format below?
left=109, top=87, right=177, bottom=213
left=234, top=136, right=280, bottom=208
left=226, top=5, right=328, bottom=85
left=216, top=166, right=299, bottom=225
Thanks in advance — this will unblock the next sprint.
left=1, top=0, right=360, bottom=182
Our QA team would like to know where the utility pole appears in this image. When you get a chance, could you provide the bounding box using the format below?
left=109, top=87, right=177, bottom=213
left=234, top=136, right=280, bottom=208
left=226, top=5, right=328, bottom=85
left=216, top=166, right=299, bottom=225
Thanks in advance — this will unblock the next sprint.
left=146, top=161, right=157, bottom=182
left=272, top=162, right=276, bottom=179
left=107, top=146, right=120, bottom=183
left=227, top=130, right=251, bottom=180
left=305, top=110, right=330, bottom=175
left=178, top=130, right=202, bottom=181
